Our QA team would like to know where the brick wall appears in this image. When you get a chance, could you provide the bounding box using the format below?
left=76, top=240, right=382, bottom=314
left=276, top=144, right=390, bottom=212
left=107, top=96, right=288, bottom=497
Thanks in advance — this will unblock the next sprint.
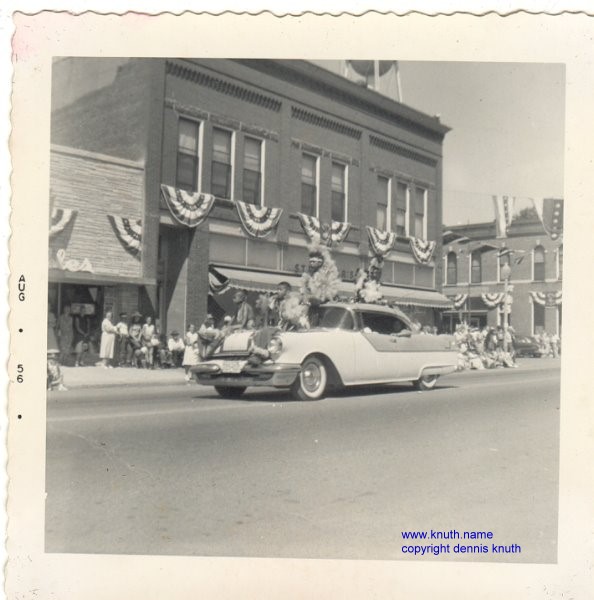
left=49, top=146, right=144, bottom=278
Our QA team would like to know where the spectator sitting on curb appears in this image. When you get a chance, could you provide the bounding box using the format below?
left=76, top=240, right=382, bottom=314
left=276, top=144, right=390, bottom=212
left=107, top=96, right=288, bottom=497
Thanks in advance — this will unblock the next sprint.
left=47, top=348, right=68, bottom=391
left=167, top=331, right=185, bottom=367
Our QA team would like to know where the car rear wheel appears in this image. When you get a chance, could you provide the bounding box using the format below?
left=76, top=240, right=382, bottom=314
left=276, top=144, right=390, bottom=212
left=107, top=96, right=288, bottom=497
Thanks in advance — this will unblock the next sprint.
left=414, top=374, right=439, bottom=391
left=214, top=386, right=246, bottom=399
left=291, top=356, right=328, bottom=401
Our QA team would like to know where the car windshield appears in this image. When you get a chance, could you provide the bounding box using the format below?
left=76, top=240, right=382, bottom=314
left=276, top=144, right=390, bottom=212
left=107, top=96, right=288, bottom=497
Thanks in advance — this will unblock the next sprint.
left=317, top=307, right=355, bottom=330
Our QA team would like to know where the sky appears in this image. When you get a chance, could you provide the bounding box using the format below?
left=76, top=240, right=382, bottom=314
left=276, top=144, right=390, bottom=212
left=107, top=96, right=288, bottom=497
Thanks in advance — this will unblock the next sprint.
left=316, top=60, right=565, bottom=226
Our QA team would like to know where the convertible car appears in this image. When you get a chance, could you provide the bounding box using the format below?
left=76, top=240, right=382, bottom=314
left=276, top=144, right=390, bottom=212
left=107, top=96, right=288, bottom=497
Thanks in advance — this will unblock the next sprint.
left=191, top=302, right=458, bottom=401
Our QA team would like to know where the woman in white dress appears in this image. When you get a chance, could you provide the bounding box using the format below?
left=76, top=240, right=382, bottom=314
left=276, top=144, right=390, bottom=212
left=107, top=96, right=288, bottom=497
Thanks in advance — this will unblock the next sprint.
left=182, top=323, right=199, bottom=381
left=98, top=311, right=117, bottom=368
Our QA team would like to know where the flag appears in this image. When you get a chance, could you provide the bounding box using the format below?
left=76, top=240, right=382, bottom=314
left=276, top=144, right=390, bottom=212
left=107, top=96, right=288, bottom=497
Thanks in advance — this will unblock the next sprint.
left=532, top=198, right=563, bottom=240
left=493, top=195, right=515, bottom=238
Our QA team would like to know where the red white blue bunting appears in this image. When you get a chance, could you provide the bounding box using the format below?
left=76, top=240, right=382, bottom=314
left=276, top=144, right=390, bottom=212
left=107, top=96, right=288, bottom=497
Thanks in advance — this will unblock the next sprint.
left=481, top=293, right=505, bottom=308
left=296, top=213, right=351, bottom=246
left=366, top=226, right=397, bottom=258
left=160, top=185, right=216, bottom=228
left=532, top=198, right=564, bottom=241
left=409, top=237, right=436, bottom=264
left=235, top=200, right=283, bottom=239
left=450, top=293, right=468, bottom=310
left=208, top=266, right=230, bottom=295
left=530, top=291, right=562, bottom=306
left=50, top=207, right=77, bottom=237
left=107, top=215, right=142, bottom=257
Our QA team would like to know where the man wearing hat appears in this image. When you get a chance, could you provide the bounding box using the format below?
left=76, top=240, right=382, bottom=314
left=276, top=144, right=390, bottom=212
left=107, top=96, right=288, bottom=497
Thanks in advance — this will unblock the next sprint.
left=167, top=330, right=185, bottom=367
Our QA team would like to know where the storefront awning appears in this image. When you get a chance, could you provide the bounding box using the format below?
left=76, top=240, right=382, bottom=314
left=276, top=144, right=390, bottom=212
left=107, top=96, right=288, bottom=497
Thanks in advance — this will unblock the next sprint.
left=211, top=266, right=453, bottom=309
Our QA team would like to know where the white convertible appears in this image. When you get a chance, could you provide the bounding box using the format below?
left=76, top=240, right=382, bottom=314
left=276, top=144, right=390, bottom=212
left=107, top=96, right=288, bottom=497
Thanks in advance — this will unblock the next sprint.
left=191, top=302, right=458, bottom=401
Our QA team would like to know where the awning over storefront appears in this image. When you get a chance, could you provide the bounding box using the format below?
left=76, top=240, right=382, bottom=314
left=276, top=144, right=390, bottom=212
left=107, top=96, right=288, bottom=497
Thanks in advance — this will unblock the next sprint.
left=211, top=266, right=453, bottom=309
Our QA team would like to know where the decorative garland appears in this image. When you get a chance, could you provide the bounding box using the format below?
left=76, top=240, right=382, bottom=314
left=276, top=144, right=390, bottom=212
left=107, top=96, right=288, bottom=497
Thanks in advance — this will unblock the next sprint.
left=481, top=293, right=505, bottom=308
left=160, top=185, right=216, bottom=228
left=409, top=237, right=436, bottom=264
left=450, top=293, right=468, bottom=310
left=107, top=215, right=142, bottom=257
left=366, top=226, right=397, bottom=257
left=296, top=213, right=351, bottom=246
left=208, top=266, right=230, bottom=295
left=235, top=200, right=283, bottom=238
left=49, top=208, right=77, bottom=237
left=530, top=291, right=562, bottom=306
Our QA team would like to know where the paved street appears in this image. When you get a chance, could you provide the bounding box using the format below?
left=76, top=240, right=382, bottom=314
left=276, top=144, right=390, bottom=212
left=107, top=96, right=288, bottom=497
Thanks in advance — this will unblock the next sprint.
left=45, top=358, right=560, bottom=563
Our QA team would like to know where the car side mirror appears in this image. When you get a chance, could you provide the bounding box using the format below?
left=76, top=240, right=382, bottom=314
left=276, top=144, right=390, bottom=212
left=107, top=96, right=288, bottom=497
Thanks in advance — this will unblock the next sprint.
left=395, top=329, right=412, bottom=338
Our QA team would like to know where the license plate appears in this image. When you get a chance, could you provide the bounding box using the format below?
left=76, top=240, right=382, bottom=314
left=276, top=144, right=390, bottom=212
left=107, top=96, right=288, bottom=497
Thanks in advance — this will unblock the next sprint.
left=219, top=360, right=247, bottom=374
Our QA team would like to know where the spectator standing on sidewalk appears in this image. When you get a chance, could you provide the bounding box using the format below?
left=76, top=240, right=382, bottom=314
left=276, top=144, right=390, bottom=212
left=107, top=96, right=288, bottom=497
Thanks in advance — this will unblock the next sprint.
left=183, top=323, right=199, bottom=381
left=98, top=310, right=117, bottom=368
left=57, top=305, right=74, bottom=366
left=128, top=316, right=145, bottom=368
left=141, top=316, right=156, bottom=368
left=168, top=331, right=185, bottom=367
left=114, top=312, right=129, bottom=367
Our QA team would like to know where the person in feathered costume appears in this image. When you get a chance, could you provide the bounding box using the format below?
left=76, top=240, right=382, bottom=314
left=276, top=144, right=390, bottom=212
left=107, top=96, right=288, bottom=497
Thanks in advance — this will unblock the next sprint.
left=355, top=255, right=385, bottom=304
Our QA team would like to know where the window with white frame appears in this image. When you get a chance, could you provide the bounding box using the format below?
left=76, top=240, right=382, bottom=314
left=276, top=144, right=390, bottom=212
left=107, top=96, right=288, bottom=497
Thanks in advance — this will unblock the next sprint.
left=533, top=301, right=545, bottom=334
left=393, top=181, right=408, bottom=237
left=242, top=136, right=263, bottom=206
left=470, top=250, right=482, bottom=283
left=557, top=245, right=563, bottom=280
left=413, top=187, right=427, bottom=238
left=300, top=153, right=318, bottom=217
left=446, top=251, right=457, bottom=285
left=176, top=118, right=201, bottom=192
left=533, top=245, right=545, bottom=281
left=211, top=127, right=233, bottom=199
left=331, top=162, right=347, bottom=222
left=376, top=175, right=390, bottom=230
left=498, top=252, right=511, bottom=282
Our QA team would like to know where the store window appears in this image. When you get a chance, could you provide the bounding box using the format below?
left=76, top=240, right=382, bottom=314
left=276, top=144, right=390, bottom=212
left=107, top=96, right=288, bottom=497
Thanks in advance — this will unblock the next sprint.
left=533, top=301, right=545, bottom=333
left=470, top=250, right=482, bottom=283
left=446, top=251, right=457, bottom=285
left=413, top=187, right=426, bottom=238
left=331, top=162, right=347, bottom=222
left=376, top=175, right=390, bottom=230
left=301, top=153, right=318, bottom=217
left=211, top=127, right=233, bottom=199
left=242, top=136, right=263, bottom=205
left=393, top=181, right=408, bottom=237
left=533, top=245, right=545, bottom=281
left=176, top=118, right=200, bottom=192
left=498, top=252, right=511, bottom=282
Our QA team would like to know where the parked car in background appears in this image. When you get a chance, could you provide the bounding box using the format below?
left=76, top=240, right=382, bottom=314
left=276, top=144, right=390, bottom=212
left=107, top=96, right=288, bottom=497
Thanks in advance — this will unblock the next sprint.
left=513, top=335, right=541, bottom=358
left=192, top=303, right=458, bottom=400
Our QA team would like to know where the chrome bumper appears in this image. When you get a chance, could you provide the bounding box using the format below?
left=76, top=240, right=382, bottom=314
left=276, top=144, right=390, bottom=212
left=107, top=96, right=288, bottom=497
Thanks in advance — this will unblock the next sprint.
left=191, top=362, right=301, bottom=388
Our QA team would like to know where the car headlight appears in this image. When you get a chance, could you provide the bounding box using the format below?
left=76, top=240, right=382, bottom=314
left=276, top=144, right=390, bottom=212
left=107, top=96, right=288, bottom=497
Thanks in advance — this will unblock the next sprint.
left=266, top=336, right=283, bottom=361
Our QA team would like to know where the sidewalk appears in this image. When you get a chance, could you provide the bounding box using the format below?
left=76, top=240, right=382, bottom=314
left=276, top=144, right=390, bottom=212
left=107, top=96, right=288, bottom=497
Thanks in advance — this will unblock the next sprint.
left=61, top=365, right=189, bottom=390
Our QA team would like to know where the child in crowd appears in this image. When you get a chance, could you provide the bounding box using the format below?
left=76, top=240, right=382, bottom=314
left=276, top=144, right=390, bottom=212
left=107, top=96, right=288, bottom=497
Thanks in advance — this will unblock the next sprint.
left=47, top=349, right=67, bottom=391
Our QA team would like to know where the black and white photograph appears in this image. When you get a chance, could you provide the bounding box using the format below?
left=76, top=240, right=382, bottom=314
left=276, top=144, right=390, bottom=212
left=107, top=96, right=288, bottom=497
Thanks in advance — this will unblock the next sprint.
left=45, top=57, right=563, bottom=561
left=6, top=9, right=594, bottom=600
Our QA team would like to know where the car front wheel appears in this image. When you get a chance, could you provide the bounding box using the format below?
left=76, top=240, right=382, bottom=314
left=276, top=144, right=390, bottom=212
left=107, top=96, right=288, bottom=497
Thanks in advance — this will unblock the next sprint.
left=413, top=374, right=439, bottom=391
left=214, top=386, right=246, bottom=399
left=291, top=356, right=328, bottom=401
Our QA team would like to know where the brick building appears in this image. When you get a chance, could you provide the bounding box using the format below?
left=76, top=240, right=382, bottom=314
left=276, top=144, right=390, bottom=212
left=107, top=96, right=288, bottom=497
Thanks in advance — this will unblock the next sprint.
left=441, top=215, right=563, bottom=336
left=49, top=58, right=452, bottom=335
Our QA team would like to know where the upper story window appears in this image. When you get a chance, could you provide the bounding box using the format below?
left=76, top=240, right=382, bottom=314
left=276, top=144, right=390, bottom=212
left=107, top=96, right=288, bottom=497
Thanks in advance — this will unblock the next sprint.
left=557, top=245, right=563, bottom=280
left=446, top=251, right=457, bottom=285
left=300, top=153, right=318, bottom=217
left=393, top=181, right=408, bottom=237
left=470, top=250, right=482, bottom=283
left=413, top=187, right=427, bottom=239
left=242, top=136, right=263, bottom=206
left=376, top=175, right=390, bottom=230
left=211, top=127, right=233, bottom=199
left=176, top=118, right=200, bottom=193
left=331, top=162, right=347, bottom=222
left=498, top=252, right=511, bottom=282
left=533, top=245, right=545, bottom=281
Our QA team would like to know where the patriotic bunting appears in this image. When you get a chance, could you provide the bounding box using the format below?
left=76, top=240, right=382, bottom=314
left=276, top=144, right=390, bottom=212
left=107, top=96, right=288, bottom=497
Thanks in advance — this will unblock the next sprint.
left=481, top=293, right=506, bottom=308
left=530, top=291, right=562, bottom=306
left=235, top=200, right=282, bottom=239
left=531, top=198, right=564, bottom=241
left=296, top=213, right=351, bottom=246
left=409, top=237, right=436, bottom=264
left=208, top=266, right=230, bottom=295
left=449, top=294, right=468, bottom=310
left=493, top=195, right=515, bottom=238
left=107, top=215, right=142, bottom=257
left=160, top=185, right=216, bottom=228
left=49, top=207, right=77, bottom=237
left=366, top=226, right=397, bottom=258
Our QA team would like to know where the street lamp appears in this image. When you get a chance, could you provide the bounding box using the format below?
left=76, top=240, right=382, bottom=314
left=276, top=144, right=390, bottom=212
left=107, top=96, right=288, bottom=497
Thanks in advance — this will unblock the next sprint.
left=501, top=262, right=512, bottom=352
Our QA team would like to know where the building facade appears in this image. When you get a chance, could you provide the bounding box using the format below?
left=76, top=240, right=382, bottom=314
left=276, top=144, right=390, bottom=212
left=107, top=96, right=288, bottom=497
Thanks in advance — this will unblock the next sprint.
left=442, top=216, right=563, bottom=337
left=49, top=58, right=452, bottom=335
